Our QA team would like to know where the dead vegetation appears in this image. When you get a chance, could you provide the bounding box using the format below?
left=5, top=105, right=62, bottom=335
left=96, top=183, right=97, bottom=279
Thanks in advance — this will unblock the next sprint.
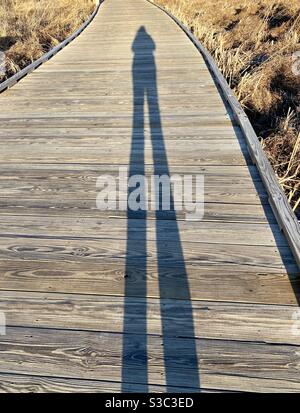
left=0, top=0, right=95, bottom=80
left=154, top=0, right=300, bottom=215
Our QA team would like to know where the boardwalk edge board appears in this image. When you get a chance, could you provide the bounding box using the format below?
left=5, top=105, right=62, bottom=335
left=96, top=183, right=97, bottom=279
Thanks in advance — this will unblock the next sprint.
left=147, top=0, right=300, bottom=270
left=0, top=1, right=102, bottom=94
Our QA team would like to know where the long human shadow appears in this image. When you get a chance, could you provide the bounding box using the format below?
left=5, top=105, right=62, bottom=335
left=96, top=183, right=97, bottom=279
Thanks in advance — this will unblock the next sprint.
left=122, top=26, right=200, bottom=392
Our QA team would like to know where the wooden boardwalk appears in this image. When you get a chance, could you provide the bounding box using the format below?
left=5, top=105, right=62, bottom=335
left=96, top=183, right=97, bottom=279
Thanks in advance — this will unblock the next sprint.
left=0, top=0, right=299, bottom=392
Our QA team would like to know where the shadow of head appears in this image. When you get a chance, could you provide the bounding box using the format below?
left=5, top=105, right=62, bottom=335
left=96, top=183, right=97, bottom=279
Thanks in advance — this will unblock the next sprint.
left=132, top=26, right=156, bottom=55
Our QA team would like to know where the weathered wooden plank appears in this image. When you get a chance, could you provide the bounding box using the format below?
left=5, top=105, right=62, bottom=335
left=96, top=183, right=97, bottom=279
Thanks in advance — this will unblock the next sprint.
left=2, top=84, right=231, bottom=98
left=1, top=291, right=299, bottom=345
left=20, top=70, right=216, bottom=81
left=0, top=257, right=298, bottom=306
left=0, top=123, right=243, bottom=135
left=0, top=235, right=294, bottom=268
left=0, top=142, right=249, bottom=165
left=0, top=166, right=263, bottom=185
left=37, top=65, right=210, bottom=72
left=0, top=184, right=268, bottom=206
left=1, top=106, right=229, bottom=116
left=0, top=114, right=233, bottom=124
left=0, top=147, right=250, bottom=166
left=0, top=96, right=228, bottom=110
left=0, top=199, right=275, bottom=223
left=0, top=373, right=205, bottom=393
left=0, top=165, right=268, bottom=208
left=0, top=326, right=300, bottom=392
left=0, top=139, right=246, bottom=149
left=0, top=163, right=261, bottom=176
left=0, top=215, right=287, bottom=246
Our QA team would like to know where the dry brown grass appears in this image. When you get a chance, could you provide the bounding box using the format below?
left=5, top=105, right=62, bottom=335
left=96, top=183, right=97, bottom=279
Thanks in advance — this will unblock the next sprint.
left=153, top=0, right=300, bottom=215
left=0, top=0, right=95, bottom=80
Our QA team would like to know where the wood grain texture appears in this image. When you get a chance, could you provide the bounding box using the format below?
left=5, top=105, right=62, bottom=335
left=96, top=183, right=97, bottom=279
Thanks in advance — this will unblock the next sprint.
left=0, top=258, right=299, bottom=305
left=0, top=373, right=208, bottom=393
left=0, top=199, right=276, bottom=224
left=0, top=215, right=287, bottom=246
left=1, top=291, right=300, bottom=345
left=0, top=0, right=299, bottom=393
left=1, top=327, right=300, bottom=392
left=0, top=235, right=296, bottom=273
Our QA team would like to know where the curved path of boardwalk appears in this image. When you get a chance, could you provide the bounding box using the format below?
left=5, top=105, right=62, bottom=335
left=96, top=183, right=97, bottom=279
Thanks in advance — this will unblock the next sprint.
left=0, top=0, right=299, bottom=392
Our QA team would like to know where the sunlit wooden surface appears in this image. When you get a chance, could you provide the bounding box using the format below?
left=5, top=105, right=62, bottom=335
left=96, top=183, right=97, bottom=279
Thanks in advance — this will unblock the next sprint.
left=0, top=0, right=299, bottom=392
